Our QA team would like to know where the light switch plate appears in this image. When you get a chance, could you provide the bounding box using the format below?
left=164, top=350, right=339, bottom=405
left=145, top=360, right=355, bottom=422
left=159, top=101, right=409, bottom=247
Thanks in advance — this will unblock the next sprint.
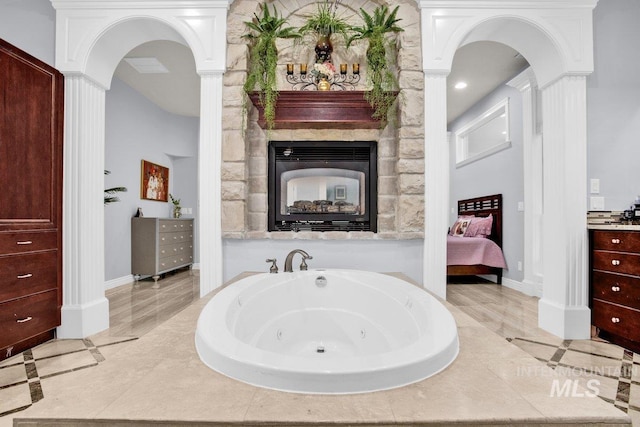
left=590, top=196, right=605, bottom=210
left=590, top=178, right=600, bottom=194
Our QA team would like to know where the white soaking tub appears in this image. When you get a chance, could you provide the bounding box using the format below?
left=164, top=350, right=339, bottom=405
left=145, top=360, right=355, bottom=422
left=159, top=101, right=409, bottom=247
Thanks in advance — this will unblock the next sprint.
left=195, top=269, right=459, bottom=394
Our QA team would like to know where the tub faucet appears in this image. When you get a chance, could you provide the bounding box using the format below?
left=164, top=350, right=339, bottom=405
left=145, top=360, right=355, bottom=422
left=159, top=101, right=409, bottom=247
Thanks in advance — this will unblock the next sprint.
left=284, top=249, right=312, bottom=272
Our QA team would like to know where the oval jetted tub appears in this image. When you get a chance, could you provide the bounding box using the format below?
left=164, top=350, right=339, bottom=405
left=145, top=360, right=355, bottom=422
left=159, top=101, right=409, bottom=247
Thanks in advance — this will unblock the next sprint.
left=195, top=269, right=459, bottom=394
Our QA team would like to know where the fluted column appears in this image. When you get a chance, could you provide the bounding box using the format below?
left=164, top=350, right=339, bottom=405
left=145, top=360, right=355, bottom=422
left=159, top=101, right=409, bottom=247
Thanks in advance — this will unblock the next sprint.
left=507, top=68, right=544, bottom=295
left=58, top=75, right=109, bottom=338
left=198, top=72, right=224, bottom=296
left=538, top=75, right=590, bottom=339
left=423, top=72, right=449, bottom=299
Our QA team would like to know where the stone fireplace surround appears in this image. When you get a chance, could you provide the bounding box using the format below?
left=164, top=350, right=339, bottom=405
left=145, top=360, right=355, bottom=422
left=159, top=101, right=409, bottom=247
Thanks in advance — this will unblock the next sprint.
left=221, top=0, right=425, bottom=241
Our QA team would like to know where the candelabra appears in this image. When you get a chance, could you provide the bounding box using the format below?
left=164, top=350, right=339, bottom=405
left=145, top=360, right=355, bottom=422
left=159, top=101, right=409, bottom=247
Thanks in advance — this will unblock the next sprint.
left=286, top=63, right=361, bottom=91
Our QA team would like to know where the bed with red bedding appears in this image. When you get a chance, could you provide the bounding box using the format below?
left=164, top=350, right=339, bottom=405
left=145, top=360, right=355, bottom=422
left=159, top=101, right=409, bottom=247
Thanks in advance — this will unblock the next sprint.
left=447, top=194, right=507, bottom=284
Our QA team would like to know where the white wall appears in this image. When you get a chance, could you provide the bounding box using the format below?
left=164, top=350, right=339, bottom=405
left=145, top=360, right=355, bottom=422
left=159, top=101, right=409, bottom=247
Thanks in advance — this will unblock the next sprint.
left=104, top=77, right=199, bottom=281
left=448, top=80, right=525, bottom=282
left=588, top=0, right=640, bottom=210
left=223, top=239, right=424, bottom=284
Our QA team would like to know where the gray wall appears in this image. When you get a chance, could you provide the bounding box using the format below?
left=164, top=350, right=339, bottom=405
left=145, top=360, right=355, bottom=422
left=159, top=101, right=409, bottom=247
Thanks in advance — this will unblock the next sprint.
left=0, top=0, right=55, bottom=66
left=448, top=82, right=525, bottom=282
left=588, top=0, right=640, bottom=211
left=105, top=78, right=199, bottom=281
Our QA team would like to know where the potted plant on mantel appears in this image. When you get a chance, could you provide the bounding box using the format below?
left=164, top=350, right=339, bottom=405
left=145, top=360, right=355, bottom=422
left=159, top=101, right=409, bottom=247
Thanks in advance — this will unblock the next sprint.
left=347, top=5, right=404, bottom=122
left=243, top=4, right=301, bottom=130
left=298, top=0, right=351, bottom=64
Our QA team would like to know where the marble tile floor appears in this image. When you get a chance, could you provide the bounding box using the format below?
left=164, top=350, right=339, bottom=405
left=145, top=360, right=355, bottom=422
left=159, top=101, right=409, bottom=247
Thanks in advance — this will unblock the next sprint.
left=0, top=271, right=633, bottom=426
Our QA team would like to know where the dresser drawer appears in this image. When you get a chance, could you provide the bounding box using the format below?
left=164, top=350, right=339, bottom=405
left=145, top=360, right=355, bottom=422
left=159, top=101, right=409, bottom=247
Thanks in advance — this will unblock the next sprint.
left=592, top=250, right=640, bottom=276
left=592, top=230, right=640, bottom=253
left=0, top=251, right=58, bottom=302
left=0, top=231, right=58, bottom=255
left=158, top=254, right=193, bottom=272
left=592, top=270, right=640, bottom=309
left=0, top=290, right=60, bottom=349
left=159, top=242, right=192, bottom=259
left=158, top=231, right=193, bottom=246
left=158, top=219, right=193, bottom=232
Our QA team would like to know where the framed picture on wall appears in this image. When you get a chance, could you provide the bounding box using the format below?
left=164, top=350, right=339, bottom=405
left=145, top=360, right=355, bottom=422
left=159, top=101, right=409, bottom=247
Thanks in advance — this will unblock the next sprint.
left=335, top=185, right=346, bottom=200
left=140, top=160, right=169, bottom=202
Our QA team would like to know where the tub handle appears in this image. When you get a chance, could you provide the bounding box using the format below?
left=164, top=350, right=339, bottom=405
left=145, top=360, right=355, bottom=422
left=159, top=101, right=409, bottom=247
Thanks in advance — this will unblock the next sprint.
left=300, top=255, right=312, bottom=271
left=266, top=258, right=278, bottom=274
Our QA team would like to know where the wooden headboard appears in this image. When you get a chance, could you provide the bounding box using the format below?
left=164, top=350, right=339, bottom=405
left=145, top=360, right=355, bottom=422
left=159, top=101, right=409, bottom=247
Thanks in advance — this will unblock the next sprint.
left=457, top=194, right=503, bottom=248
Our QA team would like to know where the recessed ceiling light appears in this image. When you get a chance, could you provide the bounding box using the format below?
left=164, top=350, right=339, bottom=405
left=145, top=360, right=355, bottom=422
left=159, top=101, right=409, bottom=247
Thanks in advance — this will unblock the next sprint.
left=454, top=81, right=467, bottom=90
left=124, top=57, right=169, bottom=74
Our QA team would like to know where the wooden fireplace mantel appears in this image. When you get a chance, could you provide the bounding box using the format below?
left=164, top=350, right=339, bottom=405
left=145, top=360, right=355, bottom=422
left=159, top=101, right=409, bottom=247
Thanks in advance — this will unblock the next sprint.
left=247, top=91, right=397, bottom=130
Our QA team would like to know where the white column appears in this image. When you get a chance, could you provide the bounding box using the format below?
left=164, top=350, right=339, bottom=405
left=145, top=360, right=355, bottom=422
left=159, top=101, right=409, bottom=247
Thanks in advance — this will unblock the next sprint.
left=507, top=68, right=544, bottom=296
left=198, top=72, right=224, bottom=297
left=538, top=75, right=590, bottom=339
left=423, top=72, right=449, bottom=300
left=58, top=75, right=109, bottom=338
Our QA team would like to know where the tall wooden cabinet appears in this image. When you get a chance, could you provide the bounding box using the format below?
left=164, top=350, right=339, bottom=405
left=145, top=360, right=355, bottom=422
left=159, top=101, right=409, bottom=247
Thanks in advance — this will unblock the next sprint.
left=0, top=39, right=64, bottom=361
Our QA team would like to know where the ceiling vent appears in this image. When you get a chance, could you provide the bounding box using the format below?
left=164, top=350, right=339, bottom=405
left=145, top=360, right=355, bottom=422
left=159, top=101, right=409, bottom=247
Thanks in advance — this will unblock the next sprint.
left=123, top=57, right=169, bottom=74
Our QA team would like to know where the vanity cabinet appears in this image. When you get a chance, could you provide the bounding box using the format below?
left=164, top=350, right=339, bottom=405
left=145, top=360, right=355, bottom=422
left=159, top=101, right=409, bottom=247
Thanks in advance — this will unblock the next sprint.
left=131, top=218, right=194, bottom=287
left=590, top=229, right=640, bottom=353
left=0, top=39, right=64, bottom=361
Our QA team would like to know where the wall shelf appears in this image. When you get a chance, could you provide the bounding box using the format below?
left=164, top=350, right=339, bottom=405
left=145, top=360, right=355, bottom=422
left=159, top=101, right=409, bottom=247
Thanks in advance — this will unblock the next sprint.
left=248, top=91, right=397, bottom=130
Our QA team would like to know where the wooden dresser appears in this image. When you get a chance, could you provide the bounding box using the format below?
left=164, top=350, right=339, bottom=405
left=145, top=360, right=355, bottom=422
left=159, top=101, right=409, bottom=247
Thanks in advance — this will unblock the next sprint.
left=131, top=218, right=194, bottom=287
left=0, top=39, right=64, bottom=361
left=590, top=229, right=640, bottom=353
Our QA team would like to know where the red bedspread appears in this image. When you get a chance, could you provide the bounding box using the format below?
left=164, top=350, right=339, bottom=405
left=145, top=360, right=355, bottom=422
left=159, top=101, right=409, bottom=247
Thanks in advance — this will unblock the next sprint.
left=447, top=235, right=507, bottom=268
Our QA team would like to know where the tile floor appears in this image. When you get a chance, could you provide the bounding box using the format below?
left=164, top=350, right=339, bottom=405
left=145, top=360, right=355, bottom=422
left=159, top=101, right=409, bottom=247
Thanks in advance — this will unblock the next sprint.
left=0, top=271, right=634, bottom=426
left=447, top=283, right=640, bottom=425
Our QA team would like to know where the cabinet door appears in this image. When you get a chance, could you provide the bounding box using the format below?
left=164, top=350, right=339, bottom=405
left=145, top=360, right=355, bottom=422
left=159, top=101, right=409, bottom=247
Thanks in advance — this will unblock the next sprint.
left=0, top=39, right=63, bottom=231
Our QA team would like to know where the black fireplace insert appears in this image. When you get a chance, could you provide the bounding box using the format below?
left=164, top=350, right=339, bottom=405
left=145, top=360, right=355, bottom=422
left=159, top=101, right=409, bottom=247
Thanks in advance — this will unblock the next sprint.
left=268, top=140, right=377, bottom=232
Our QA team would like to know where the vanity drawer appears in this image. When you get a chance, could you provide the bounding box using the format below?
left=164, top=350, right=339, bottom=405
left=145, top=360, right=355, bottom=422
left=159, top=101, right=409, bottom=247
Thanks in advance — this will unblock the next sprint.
left=592, top=270, right=640, bottom=308
left=0, top=251, right=58, bottom=302
left=0, top=290, right=59, bottom=349
left=592, top=299, right=640, bottom=342
left=592, top=250, right=640, bottom=276
left=592, top=230, right=640, bottom=253
left=0, top=231, right=58, bottom=255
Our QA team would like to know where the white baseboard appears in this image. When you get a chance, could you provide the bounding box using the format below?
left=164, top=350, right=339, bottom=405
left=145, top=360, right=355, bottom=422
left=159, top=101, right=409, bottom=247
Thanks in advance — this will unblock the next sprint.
left=502, top=277, right=543, bottom=298
left=105, top=265, right=200, bottom=291
left=104, top=274, right=134, bottom=290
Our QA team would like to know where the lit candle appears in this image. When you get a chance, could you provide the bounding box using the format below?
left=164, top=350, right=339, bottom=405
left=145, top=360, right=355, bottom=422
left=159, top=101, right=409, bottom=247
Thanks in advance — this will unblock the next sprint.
left=286, top=63, right=294, bottom=75
left=352, top=63, right=360, bottom=75
left=340, top=63, right=347, bottom=75
left=300, top=63, right=307, bottom=75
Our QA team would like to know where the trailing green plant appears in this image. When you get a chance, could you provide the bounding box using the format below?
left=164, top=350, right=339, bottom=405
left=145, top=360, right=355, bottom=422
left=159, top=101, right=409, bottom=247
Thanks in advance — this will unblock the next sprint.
left=104, top=170, right=127, bottom=205
left=298, top=0, right=351, bottom=44
left=243, top=4, right=301, bottom=130
left=347, top=5, right=404, bottom=122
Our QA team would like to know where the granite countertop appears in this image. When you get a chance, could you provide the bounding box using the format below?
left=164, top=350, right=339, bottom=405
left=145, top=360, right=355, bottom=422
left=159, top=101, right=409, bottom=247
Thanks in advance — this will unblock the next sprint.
left=587, top=210, right=640, bottom=230
left=588, top=223, right=640, bottom=230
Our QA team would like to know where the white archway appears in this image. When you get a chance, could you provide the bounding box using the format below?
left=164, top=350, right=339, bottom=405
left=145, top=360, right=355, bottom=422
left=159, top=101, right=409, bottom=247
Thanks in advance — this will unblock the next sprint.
left=51, top=0, right=232, bottom=338
left=418, top=0, right=597, bottom=339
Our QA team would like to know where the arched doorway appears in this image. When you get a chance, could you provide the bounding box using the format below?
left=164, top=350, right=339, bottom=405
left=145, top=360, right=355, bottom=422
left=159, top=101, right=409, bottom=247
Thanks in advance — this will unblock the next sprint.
left=419, top=3, right=597, bottom=339
left=51, top=3, right=230, bottom=338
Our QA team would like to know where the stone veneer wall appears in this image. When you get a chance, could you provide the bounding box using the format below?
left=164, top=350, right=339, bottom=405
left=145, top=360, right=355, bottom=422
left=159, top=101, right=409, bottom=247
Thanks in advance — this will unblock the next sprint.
left=223, top=0, right=424, bottom=240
